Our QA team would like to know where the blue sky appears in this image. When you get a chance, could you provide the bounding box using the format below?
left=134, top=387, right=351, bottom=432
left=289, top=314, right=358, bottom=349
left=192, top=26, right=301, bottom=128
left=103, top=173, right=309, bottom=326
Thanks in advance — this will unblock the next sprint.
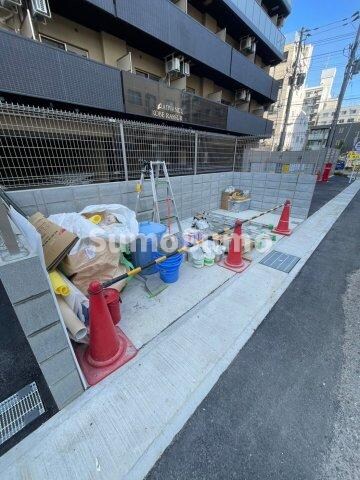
left=284, top=0, right=360, bottom=105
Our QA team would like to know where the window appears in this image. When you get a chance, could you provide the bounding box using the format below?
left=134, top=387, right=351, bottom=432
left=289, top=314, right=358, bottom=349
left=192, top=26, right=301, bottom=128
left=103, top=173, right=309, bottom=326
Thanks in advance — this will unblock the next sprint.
left=282, top=51, right=289, bottom=63
left=278, top=79, right=284, bottom=89
left=350, top=109, right=357, bottom=114
left=348, top=118, right=355, bottom=123
left=39, top=34, right=88, bottom=58
left=135, top=69, right=161, bottom=82
left=341, top=110, right=347, bottom=115
left=339, top=119, right=344, bottom=123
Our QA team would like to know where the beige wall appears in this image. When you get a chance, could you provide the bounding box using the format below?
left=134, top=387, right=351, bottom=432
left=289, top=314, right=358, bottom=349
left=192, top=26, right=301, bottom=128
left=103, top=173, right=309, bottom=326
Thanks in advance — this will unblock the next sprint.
left=203, top=13, right=218, bottom=33
left=129, top=47, right=165, bottom=77
left=202, top=78, right=215, bottom=98
left=187, top=4, right=203, bottom=24
left=100, top=32, right=127, bottom=67
left=37, top=14, right=104, bottom=62
left=187, top=74, right=202, bottom=95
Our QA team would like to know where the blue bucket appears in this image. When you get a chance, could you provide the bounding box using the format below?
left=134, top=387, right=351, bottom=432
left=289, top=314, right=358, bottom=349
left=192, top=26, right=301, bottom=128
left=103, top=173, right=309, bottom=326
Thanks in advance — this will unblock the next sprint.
left=132, top=222, right=167, bottom=275
left=154, top=252, right=183, bottom=283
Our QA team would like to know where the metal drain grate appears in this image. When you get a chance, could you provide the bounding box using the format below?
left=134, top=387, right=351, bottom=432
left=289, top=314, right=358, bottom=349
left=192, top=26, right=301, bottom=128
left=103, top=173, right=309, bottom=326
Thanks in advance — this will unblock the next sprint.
left=0, top=382, right=45, bottom=446
left=260, top=250, right=301, bottom=273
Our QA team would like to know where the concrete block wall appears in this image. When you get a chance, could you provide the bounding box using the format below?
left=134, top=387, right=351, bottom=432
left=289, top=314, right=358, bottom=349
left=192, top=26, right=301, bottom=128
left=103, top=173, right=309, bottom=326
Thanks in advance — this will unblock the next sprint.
left=8, top=171, right=315, bottom=222
left=0, top=248, right=85, bottom=409
left=7, top=172, right=235, bottom=220
left=233, top=172, right=316, bottom=219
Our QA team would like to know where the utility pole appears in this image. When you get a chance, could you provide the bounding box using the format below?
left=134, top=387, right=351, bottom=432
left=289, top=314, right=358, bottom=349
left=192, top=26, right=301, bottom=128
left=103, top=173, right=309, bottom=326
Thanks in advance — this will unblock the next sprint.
left=326, top=13, right=360, bottom=148
left=277, top=27, right=310, bottom=151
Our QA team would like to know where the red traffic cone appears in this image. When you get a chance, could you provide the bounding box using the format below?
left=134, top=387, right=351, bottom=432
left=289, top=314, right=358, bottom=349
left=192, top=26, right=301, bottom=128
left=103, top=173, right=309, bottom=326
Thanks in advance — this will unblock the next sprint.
left=219, top=220, right=250, bottom=273
left=75, top=280, right=137, bottom=386
left=273, top=200, right=292, bottom=236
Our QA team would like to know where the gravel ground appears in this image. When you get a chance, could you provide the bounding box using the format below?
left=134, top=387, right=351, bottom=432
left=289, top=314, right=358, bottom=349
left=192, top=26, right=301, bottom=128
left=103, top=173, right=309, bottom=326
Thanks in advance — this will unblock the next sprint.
left=318, top=269, right=360, bottom=480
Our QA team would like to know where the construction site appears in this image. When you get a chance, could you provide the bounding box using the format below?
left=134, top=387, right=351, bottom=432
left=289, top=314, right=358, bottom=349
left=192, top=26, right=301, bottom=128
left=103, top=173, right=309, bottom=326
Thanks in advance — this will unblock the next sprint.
left=0, top=97, right=358, bottom=478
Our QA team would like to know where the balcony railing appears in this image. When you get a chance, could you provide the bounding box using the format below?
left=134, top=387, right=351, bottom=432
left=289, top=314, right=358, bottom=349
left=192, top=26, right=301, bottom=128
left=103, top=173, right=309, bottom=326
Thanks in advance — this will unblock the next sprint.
left=228, top=0, right=285, bottom=54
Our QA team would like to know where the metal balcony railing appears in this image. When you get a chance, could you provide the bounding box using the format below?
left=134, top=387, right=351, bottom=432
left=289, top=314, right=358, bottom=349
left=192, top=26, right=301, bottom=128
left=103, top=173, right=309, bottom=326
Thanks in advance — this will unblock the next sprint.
left=228, top=0, right=286, bottom=54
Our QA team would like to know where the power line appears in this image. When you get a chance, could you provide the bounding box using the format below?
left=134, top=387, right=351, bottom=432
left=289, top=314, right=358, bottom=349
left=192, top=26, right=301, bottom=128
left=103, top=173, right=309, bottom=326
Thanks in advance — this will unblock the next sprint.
left=326, top=20, right=360, bottom=147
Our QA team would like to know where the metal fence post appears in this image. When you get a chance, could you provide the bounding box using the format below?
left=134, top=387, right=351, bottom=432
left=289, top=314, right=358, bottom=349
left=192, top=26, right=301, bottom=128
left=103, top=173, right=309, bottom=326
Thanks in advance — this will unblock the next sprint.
left=232, top=138, right=238, bottom=172
left=194, top=132, right=198, bottom=175
left=119, top=121, right=128, bottom=181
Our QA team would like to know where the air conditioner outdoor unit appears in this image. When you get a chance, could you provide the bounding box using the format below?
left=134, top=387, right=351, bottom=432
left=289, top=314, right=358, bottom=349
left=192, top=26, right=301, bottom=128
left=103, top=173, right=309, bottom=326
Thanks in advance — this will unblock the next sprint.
left=165, top=57, right=181, bottom=74
left=30, top=0, right=51, bottom=19
left=180, top=61, right=190, bottom=77
left=235, top=89, right=251, bottom=103
left=240, top=36, right=256, bottom=54
left=0, top=0, right=22, bottom=8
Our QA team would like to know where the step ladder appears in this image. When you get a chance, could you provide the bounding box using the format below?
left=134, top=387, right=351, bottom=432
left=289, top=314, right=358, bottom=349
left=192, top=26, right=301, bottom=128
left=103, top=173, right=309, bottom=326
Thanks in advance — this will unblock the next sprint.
left=135, top=160, right=183, bottom=234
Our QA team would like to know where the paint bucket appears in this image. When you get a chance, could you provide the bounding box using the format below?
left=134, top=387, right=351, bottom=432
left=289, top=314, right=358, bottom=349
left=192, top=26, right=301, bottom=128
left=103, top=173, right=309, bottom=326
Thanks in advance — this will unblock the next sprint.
left=155, top=253, right=183, bottom=283
left=103, top=288, right=121, bottom=325
left=189, top=246, right=204, bottom=268
left=204, top=255, right=215, bottom=266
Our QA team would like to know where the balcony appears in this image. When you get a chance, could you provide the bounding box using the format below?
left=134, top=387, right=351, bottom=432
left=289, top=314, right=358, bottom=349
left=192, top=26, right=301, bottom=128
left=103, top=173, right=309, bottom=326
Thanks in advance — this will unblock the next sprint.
left=0, top=29, right=123, bottom=112
left=121, top=71, right=272, bottom=136
left=114, top=0, right=277, bottom=102
left=224, top=0, right=286, bottom=56
left=0, top=29, right=272, bottom=136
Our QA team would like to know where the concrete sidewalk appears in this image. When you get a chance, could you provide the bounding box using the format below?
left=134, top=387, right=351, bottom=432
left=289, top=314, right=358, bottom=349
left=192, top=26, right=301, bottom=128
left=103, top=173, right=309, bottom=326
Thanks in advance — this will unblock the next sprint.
left=1, top=180, right=359, bottom=480
left=147, top=178, right=360, bottom=480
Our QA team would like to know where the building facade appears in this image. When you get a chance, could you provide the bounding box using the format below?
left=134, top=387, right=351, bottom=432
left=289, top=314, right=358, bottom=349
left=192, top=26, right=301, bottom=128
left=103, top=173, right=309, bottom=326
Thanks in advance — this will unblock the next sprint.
left=0, top=0, right=291, bottom=138
left=302, top=68, right=337, bottom=127
left=306, top=122, right=360, bottom=152
left=316, top=104, right=360, bottom=126
left=264, top=38, right=313, bottom=151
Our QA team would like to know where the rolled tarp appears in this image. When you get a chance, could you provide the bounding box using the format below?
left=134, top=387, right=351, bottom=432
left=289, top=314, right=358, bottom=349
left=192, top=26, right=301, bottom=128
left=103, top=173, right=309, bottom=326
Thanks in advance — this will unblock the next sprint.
left=57, top=296, right=87, bottom=342
left=49, top=270, right=70, bottom=296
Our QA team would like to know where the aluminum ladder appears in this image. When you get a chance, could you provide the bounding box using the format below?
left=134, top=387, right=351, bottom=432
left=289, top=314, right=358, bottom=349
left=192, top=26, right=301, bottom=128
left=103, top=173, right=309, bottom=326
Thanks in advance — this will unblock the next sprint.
left=135, top=160, right=183, bottom=234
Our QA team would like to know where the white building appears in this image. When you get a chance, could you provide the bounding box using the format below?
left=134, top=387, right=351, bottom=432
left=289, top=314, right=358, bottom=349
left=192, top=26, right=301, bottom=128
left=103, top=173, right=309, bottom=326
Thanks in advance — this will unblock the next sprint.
left=264, top=39, right=313, bottom=151
left=302, top=68, right=337, bottom=126
left=317, top=104, right=360, bottom=126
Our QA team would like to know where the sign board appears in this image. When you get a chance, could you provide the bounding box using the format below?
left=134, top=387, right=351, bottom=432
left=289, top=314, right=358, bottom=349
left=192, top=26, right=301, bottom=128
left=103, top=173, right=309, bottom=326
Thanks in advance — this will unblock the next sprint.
left=354, top=141, right=360, bottom=153
left=121, top=71, right=228, bottom=131
left=347, top=151, right=360, bottom=160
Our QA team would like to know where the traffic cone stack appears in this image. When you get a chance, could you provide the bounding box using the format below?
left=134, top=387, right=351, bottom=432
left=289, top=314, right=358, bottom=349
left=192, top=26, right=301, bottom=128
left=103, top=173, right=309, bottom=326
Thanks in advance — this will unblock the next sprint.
left=272, top=200, right=292, bottom=236
left=75, top=280, right=137, bottom=386
left=219, top=220, right=250, bottom=273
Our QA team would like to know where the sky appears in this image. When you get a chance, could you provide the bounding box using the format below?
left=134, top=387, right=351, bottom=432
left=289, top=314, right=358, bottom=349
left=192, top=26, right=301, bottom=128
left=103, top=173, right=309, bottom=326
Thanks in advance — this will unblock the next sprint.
left=283, top=0, right=360, bottom=105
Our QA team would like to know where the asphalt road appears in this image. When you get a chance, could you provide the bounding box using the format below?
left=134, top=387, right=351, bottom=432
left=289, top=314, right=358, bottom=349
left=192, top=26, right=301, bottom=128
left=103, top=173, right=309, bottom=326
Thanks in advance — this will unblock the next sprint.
left=147, top=176, right=359, bottom=480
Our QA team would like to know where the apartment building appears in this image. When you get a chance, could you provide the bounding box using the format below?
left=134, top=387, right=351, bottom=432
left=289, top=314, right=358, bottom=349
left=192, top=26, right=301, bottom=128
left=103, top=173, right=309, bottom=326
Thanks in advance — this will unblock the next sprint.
left=264, top=38, right=313, bottom=150
left=0, top=0, right=291, bottom=138
left=316, top=104, right=360, bottom=126
left=302, top=68, right=337, bottom=126
left=306, top=122, right=360, bottom=152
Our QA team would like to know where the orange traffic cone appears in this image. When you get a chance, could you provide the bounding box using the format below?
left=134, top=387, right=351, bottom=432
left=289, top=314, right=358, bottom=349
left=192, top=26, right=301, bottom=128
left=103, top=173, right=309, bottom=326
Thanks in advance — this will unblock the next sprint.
left=219, top=220, right=251, bottom=273
left=75, top=280, right=137, bottom=386
left=273, top=200, right=292, bottom=236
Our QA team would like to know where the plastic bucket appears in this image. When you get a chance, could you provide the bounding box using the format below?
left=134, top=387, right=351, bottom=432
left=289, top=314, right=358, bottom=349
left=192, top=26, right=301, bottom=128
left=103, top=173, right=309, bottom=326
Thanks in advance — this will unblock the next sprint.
left=155, top=253, right=183, bottom=283
left=103, top=288, right=121, bottom=325
left=132, top=222, right=167, bottom=275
